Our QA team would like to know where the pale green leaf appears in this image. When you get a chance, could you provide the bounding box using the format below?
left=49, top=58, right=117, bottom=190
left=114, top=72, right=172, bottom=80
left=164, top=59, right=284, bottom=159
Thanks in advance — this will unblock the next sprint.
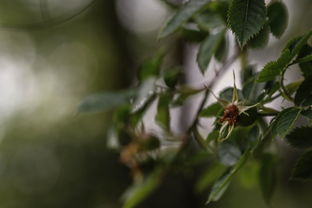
left=159, top=0, right=212, bottom=38
left=122, top=170, right=163, bottom=208
left=197, top=30, right=225, bottom=72
left=78, top=90, right=135, bottom=113
left=218, top=142, right=241, bottom=166
left=207, top=149, right=251, bottom=203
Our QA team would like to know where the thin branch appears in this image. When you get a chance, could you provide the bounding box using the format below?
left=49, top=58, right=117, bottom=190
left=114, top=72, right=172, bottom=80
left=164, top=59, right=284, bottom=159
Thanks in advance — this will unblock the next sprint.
left=280, top=69, right=294, bottom=102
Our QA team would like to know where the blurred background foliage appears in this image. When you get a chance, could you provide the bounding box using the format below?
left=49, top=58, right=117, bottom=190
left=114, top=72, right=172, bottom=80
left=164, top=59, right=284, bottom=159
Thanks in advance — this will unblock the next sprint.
left=0, top=0, right=311, bottom=208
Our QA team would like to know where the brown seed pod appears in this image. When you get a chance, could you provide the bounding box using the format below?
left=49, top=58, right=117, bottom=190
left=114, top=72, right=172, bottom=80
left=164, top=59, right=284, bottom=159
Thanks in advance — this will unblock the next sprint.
left=220, top=104, right=239, bottom=125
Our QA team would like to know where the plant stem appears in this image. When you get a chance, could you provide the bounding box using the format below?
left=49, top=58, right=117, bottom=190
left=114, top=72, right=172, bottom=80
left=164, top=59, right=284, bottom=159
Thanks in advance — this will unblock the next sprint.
left=280, top=69, right=294, bottom=102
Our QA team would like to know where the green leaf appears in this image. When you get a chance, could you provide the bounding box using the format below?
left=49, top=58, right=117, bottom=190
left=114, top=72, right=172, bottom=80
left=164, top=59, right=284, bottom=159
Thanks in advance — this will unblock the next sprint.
left=218, top=142, right=241, bottom=166
left=285, top=79, right=303, bottom=96
left=200, top=102, right=223, bottom=117
left=172, top=86, right=202, bottom=106
left=256, top=49, right=291, bottom=82
left=156, top=93, right=171, bottom=131
left=219, top=87, right=243, bottom=102
left=196, top=164, right=226, bottom=192
left=131, top=93, right=157, bottom=126
left=295, top=76, right=312, bottom=106
left=122, top=169, right=163, bottom=208
left=228, top=0, right=266, bottom=47
left=238, top=161, right=259, bottom=189
left=194, top=11, right=225, bottom=31
left=138, top=52, right=164, bottom=82
left=259, top=154, right=277, bottom=204
left=286, top=127, right=312, bottom=149
left=289, top=30, right=312, bottom=58
left=207, top=149, right=251, bottom=203
left=298, top=44, right=312, bottom=78
left=267, top=1, right=288, bottom=38
left=296, top=54, right=312, bottom=64
left=248, top=24, right=270, bottom=49
left=242, top=75, right=265, bottom=103
left=291, top=150, right=312, bottom=181
left=215, top=36, right=228, bottom=62
left=301, top=109, right=312, bottom=120
left=78, top=90, right=135, bottom=113
left=206, top=130, right=220, bottom=143
left=271, top=107, right=301, bottom=138
left=197, top=30, right=226, bottom=73
left=179, top=28, right=208, bottom=42
left=238, top=107, right=257, bottom=127
left=159, top=0, right=212, bottom=38
left=163, top=67, right=181, bottom=89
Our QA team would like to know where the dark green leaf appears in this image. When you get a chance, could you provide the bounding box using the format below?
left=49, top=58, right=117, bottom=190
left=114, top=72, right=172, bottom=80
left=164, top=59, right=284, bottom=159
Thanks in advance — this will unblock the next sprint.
left=206, top=130, right=219, bottom=143
left=301, top=109, right=312, bottom=120
left=207, top=149, right=251, bottom=203
left=156, top=93, right=171, bottom=131
left=295, top=76, right=312, bottom=106
left=286, top=127, right=312, bottom=149
left=218, top=142, right=241, bottom=166
left=298, top=44, right=312, bottom=78
left=215, top=36, right=228, bottom=62
left=200, top=102, right=223, bottom=117
left=271, top=107, right=301, bottom=138
left=238, top=107, right=257, bottom=127
left=228, top=0, right=266, bottom=47
left=257, top=49, right=291, bottom=82
left=138, top=52, right=164, bottom=82
left=163, top=67, right=181, bottom=88
left=122, top=169, right=163, bottom=208
left=197, top=30, right=226, bottom=73
left=179, top=27, right=208, bottom=42
left=241, top=64, right=256, bottom=83
left=140, top=136, right=160, bottom=151
left=159, top=0, right=212, bottom=38
left=289, top=30, right=312, bottom=58
left=259, top=154, right=277, bottom=204
left=249, top=24, right=270, bottom=49
left=267, top=1, right=288, bottom=38
left=291, top=150, right=312, bottom=181
left=78, top=90, right=135, bottom=113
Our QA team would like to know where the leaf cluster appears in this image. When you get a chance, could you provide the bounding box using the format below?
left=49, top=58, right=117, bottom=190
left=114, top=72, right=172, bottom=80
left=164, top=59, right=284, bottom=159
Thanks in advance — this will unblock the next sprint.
left=78, top=0, right=312, bottom=207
